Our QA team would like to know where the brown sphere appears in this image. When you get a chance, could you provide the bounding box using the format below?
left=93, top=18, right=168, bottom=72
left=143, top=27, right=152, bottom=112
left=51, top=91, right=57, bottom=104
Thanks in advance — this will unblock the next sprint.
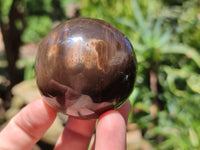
left=35, top=18, right=137, bottom=119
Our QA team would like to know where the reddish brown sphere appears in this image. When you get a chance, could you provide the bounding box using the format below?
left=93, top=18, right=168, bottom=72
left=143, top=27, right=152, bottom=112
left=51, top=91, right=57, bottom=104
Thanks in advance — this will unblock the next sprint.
left=35, top=18, right=137, bottom=119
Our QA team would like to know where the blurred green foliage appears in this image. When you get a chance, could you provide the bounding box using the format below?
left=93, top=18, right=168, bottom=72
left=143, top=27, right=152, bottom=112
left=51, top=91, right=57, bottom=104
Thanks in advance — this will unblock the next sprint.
left=1, top=0, right=67, bottom=43
left=0, top=0, right=13, bottom=23
left=22, top=0, right=66, bottom=43
left=21, top=16, right=52, bottom=43
left=1, top=0, right=200, bottom=149
left=80, top=0, right=200, bottom=149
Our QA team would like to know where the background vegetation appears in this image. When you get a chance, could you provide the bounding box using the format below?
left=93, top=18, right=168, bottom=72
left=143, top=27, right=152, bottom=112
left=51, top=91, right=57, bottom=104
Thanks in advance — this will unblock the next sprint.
left=0, top=0, right=200, bottom=149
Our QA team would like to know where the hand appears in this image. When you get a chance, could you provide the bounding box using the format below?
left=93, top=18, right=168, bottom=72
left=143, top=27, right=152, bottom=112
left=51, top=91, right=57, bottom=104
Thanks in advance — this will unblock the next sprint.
left=0, top=99, right=130, bottom=150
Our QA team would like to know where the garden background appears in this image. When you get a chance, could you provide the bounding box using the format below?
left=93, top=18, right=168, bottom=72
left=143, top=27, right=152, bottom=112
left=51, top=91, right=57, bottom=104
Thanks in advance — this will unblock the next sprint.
left=0, top=0, right=200, bottom=149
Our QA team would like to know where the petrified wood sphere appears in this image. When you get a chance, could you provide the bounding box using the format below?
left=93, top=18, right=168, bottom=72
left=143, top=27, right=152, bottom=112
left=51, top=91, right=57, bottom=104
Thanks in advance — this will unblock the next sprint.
left=35, top=18, right=137, bottom=119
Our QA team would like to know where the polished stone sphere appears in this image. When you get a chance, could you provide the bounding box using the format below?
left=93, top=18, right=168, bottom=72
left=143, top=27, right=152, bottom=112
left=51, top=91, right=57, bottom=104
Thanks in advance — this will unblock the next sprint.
left=35, top=18, right=137, bottom=119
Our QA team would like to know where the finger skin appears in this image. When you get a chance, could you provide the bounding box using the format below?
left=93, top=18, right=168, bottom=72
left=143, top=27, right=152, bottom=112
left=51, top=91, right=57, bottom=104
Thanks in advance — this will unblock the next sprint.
left=0, top=99, right=57, bottom=150
left=93, top=100, right=131, bottom=150
left=54, top=117, right=96, bottom=150
left=116, top=100, right=131, bottom=124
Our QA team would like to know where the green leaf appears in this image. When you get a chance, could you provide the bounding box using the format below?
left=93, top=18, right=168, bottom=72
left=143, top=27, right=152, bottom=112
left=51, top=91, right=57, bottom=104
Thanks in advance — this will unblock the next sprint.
left=164, top=66, right=200, bottom=95
left=162, top=44, right=200, bottom=67
left=115, top=17, right=137, bottom=30
left=158, top=29, right=172, bottom=47
left=187, top=74, right=200, bottom=94
left=152, top=18, right=163, bottom=39
left=130, top=0, right=146, bottom=32
left=164, top=66, right=188, bottom=96
left=189, top=128, right=199, bottom=147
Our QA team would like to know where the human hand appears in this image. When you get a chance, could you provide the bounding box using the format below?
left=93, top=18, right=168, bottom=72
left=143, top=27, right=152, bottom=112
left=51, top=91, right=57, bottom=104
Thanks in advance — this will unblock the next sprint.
left=0, top=99, right=130, bottom=150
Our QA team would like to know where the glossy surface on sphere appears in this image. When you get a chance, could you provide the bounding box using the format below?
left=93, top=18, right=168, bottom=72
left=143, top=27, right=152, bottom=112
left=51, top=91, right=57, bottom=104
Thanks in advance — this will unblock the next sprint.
left=35, top=18, right=137, bottom=119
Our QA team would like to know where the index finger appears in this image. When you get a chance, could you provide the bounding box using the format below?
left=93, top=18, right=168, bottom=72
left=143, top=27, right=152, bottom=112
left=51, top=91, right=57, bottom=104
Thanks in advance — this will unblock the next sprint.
left=0, top=99, right=57, bottom=150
